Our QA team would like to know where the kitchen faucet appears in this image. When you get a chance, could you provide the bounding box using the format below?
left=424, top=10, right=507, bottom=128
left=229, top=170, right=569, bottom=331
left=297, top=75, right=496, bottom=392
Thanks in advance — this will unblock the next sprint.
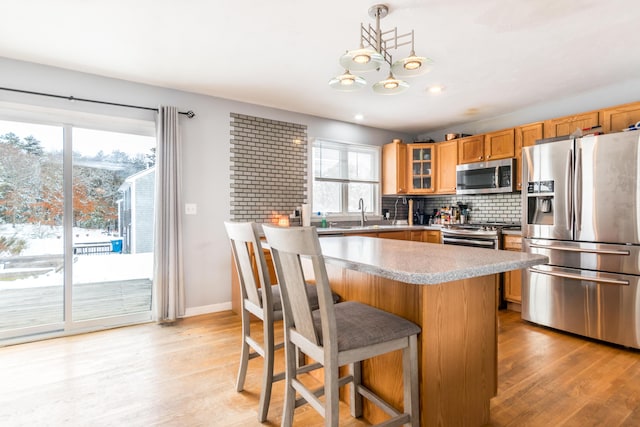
left=358, top=198, right=366, bottom=227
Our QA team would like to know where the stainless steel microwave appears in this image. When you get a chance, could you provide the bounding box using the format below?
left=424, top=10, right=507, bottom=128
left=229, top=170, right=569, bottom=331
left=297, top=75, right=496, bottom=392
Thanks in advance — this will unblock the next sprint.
left=456, top=158, right=515, bottom=195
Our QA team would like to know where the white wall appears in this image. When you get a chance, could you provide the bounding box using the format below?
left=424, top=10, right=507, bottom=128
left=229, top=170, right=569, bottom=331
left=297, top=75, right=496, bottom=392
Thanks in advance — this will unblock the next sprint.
left=0, top=57, right=411, bottom=315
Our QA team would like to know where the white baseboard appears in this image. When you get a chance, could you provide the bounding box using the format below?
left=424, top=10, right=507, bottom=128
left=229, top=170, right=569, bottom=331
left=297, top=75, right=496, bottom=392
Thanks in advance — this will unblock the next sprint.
left=184, top=302, right=232, bottom=317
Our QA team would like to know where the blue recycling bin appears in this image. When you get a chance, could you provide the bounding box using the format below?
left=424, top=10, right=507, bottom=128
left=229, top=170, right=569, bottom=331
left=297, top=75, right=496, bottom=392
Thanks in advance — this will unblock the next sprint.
left=111, top=239, right=123, bottom=253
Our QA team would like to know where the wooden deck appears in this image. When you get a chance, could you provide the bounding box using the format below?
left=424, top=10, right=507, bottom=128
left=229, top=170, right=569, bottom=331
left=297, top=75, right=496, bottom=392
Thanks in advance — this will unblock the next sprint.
left=0, top=279, right=152, bottom=330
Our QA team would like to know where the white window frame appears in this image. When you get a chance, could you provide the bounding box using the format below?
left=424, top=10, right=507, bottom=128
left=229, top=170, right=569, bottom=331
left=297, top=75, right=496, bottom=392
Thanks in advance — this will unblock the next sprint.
left=310, top=138, right=381, bottom=220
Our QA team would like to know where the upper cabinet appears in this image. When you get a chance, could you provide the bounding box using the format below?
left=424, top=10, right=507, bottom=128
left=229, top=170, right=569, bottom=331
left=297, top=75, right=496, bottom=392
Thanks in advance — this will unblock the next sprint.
left=543, top=111, right=598, bottom=138
left=457, top=135, right=485, bottom=164
left=382, top=140, right=407, bottom=195
left=484, top=128, right=515, bottom=161
left=435, top=140, right=457, bottom=194
left=458, top=131, right=514, bottom=164
left=514, top=122, right=543, bottom=191
left=407, top=143, right=435, bottom=194
left=600, top=102, right=640, bottom=133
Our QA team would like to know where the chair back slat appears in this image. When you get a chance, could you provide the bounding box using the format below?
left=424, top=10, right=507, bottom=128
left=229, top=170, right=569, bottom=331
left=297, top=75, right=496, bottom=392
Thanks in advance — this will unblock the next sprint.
left=224, top=222, right=272, bottom=308
left=277, top=251, right=319, bottom=344
left=263, top=225, right=337, bottom=348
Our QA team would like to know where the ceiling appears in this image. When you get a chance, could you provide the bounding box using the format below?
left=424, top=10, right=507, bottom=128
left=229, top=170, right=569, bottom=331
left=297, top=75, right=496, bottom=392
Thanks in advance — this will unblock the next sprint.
left=1, top=0, right=639, bottom=134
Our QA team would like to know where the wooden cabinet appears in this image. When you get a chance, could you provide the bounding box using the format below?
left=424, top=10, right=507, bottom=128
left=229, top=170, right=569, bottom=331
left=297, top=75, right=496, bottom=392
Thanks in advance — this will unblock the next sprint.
left=502, top=234, right=523, bottom=305
left=382, top=140, right=407, bottom=195
left=409, top=229, right=441, bottom=243
left=543, top=111, right=599, bottom=138
left=600, top=102, right=640, bottom=133
left=435, top=140, right=458, bottom=194
left=377, top=230, right=410, bottom=240
left=457, top=135, right=485, bottom=164
left=423, top=230, right=441, bottom=244
left=410, top=231, right=423, bottom=242
left=458, top=131, right=514, bottom=164
left=514, top=122, right=543, bottom=191
left=407, top=143, right=435, bottom=194
left=484, top=128, right=515, bottom=161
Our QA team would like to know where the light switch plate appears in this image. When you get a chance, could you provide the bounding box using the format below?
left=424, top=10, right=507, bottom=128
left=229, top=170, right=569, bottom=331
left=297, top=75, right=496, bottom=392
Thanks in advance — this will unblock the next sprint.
left=185, top=203, right=197, bottom=215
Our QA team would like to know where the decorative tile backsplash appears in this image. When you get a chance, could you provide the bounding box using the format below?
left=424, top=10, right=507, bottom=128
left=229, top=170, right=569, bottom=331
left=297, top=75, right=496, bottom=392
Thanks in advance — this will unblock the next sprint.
left=230, top=113, right=308, bottom=223
left=382, top=192, right=522, bottom=224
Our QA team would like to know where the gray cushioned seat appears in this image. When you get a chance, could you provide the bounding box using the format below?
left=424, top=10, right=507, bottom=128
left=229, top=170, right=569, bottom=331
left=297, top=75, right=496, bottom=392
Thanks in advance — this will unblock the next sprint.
left=312, top=301, right=421, bottom=351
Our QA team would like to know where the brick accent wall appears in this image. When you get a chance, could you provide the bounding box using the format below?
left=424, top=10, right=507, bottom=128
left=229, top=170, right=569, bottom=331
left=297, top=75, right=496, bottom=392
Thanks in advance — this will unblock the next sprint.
left=230, top=113, right=308, bottom=223
left=382, top=192, right=522, bottom=224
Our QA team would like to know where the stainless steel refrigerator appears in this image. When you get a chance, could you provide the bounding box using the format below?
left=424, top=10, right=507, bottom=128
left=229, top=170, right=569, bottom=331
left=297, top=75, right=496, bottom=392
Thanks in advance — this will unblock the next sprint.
left=522, top=131, right=640, bottom=349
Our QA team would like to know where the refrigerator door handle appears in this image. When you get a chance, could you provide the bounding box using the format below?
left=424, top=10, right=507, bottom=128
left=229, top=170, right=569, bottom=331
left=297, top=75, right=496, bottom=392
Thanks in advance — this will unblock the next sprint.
left=529, top=266, right=630, bottom=286
left=565, top=148, right=573, bottom=231
left=528, top=243, right=631, bottom=256
left=574, top=146, right=582, bottom=232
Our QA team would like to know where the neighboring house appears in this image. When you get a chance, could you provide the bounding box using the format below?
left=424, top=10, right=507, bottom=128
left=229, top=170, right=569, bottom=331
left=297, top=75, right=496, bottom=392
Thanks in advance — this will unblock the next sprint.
left=118, top=167, right=155, bottom=254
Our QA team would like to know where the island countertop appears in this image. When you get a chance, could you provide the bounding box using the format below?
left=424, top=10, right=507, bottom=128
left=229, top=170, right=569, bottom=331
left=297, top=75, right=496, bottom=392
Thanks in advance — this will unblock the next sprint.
left=318, top=235, right=548, bottom=285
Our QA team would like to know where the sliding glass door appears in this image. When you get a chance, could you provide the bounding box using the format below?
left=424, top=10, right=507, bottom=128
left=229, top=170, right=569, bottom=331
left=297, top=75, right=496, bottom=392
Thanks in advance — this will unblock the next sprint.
left=0, top=120, right=156, bottom=342
left=0, top=122, right=65, bottom=335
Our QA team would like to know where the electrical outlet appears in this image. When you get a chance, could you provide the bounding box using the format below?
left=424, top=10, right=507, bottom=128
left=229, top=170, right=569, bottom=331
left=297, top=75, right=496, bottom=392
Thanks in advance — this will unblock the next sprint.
left=185, top=203, right=197, bottom=215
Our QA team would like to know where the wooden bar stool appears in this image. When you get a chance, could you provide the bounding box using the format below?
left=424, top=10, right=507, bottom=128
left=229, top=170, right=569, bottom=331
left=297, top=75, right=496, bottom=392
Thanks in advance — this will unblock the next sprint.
left=263, top=224, right=421, bottom=427
left=224, top=221, right=338, bottom=422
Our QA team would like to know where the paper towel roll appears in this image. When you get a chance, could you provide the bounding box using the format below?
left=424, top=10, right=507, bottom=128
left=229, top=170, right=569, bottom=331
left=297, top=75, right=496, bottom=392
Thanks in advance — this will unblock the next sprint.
left=301, top=204, right=311, bottom=226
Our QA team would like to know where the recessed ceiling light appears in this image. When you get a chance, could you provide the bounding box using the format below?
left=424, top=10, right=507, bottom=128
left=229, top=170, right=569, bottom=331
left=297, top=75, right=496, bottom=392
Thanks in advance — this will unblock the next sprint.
left=354, top=113, right=364, bottom=121
left=428, top=85, right=445, bottom=94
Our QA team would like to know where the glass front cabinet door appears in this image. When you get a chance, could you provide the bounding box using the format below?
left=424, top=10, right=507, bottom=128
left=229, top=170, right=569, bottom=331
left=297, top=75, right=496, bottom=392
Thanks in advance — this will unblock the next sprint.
left=408, top=143, right=435, bottom=194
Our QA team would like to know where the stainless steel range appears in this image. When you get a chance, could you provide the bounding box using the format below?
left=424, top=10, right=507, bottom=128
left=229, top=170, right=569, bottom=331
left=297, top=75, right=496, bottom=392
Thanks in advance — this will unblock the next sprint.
left=441, top=223, right=520, bottom=250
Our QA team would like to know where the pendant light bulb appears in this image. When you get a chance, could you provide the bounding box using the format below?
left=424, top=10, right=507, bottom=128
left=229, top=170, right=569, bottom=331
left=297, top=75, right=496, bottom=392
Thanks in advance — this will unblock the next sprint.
left=403, top=51, right=423, bottom=70
left=391, top=51, right=432, bottom=77
left=329, top=70, right=367, bottom=92
left=372, top=73, right=409, bottom=95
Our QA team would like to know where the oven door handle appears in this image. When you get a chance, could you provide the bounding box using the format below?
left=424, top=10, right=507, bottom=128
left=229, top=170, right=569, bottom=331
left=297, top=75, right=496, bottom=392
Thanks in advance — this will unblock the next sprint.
left=529, top=266, right=630, bottom=286
left=528, top=243, right=630, bottom=256
left=442, top=237, right=496, bottom=247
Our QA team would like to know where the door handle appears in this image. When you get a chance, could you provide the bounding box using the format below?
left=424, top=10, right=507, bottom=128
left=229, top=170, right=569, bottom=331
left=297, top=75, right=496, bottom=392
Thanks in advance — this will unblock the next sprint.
left=442, top=237, right=496, bottom=247
left=574, top=146, right=582, bottom=232
left=529, top=266, right=630, bottom=286
left=565, top=148, right=572, bottom=231
left=528, top=243, right=630, bottom=256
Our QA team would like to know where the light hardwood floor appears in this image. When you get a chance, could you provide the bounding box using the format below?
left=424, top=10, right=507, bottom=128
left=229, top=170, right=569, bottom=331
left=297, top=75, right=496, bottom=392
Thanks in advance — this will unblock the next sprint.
left=0, top=310, right=639, bottom=426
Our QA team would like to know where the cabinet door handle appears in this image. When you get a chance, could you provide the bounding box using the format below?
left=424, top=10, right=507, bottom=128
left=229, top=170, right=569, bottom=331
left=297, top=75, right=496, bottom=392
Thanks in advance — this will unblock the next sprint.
left=478, top=156, right=483, bottom=160
left=487, top=155, right=491, bottom=159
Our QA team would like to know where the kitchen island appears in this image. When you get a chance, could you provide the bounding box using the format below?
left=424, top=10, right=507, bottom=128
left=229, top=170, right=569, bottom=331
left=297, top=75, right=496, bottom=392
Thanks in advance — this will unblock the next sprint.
left=311, top=236, right=547, bottom=426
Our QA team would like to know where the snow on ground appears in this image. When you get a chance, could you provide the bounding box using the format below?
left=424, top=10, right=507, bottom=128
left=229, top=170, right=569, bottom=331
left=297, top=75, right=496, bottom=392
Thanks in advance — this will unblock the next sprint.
left=1, top=224, right=152, bottom=290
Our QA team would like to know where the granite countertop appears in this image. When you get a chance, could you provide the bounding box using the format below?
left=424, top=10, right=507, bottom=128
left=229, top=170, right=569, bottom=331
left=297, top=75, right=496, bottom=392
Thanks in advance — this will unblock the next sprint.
left=318, top=236, right=547, bottom=285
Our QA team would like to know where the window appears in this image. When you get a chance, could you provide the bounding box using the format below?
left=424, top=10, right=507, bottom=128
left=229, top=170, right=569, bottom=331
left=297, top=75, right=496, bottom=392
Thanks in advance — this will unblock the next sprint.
left=312, top=139, right=380, bottom=216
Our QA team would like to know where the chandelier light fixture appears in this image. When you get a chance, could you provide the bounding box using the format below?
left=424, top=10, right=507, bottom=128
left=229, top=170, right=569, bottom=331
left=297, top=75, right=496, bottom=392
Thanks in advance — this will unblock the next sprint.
left=329, top=4, right=432, bottom=95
